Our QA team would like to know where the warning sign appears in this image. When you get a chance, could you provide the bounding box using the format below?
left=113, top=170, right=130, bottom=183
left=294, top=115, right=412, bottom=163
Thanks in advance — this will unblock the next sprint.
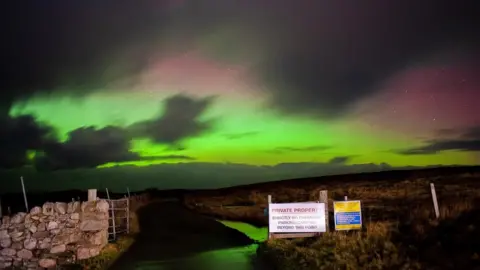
left=333, top=200, right=362, bottom=231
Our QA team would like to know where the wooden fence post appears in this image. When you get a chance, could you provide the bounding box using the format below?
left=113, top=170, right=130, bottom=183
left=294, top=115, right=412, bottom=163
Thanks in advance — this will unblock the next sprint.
left=319, top=190, right=329, bottom=232
left=125, top=195, right=130, bottom=234
left=267, top=194, right=272, bottom=240
left=430, top=183, right=440, bottom=219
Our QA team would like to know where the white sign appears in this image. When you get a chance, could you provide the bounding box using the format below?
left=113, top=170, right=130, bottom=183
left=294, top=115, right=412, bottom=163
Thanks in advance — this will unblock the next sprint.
left=269, top=202, right=326, bottom=233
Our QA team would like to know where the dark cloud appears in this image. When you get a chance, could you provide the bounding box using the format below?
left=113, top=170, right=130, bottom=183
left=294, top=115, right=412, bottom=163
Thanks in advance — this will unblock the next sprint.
left=265, top=145, right=331, bottom=154
left=0, top=94, right=212, bottom=170
left=34, top=126, right=139, bottom=170
left=128, top=94, right=214, bottom=145
left=396, top=126, right=480, bottom=155
left=4, top=0, right=479, bottom=120
left=140, top=155, right=196, bottom=161
left=0, top=115, right=55, bottom=169
left=251, top=1, right=480, bottom=118
left=329, top=156, right=353, bottom=165
left=223, top=132, right=259, bottom=140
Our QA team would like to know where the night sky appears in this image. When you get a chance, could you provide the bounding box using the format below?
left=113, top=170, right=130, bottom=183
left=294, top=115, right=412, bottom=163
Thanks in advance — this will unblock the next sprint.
left=1, top=0, right=479, bottom=191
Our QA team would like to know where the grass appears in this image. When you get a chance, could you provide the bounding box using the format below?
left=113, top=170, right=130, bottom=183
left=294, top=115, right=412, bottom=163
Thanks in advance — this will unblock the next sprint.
left=183, top=170, right=480, bottom=269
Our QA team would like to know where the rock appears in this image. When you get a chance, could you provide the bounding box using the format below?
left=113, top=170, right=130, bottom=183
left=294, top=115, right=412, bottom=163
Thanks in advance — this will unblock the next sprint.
left=17, top=249, right=33, bottom=260
left=80, top=219, right=109, bottom=231
left=70, top=213, right=80, bottom=220
left=0, top=248, right=16, bottom=256
left=47, top=221, right=58, bottom=231
left=11, top=212, right=27, bottom=224
left=67, top=201, right=81, bottom=213
left=0, top=230, right=9, bottom=239
left=86, top=231, right=108, bottom=247
left=28, top=224, right=37, bottom=234
left=76, top=245, right=101, bottom=260
left=11, top=241, right=23, bottom=250
left=0, top=255, right=12, bottom=262
left=39, top=258, right=56, bottom=268
left=37, top=222, right=46, bottom=232
left=30, top=206, right=42, bottom=215
left=31, top=215, right=40, bottom=221
left=32, top=231, right=49, bottom=239
left=0, top=237, right=12, bottom=248
left=24, top=238, right=37, bottom=250
left=10, top=231, right=25, bottom=241
left=24, top=213, right=32, bottom=224
left=42, top=202, right=55, bottom=216
left=38, top=238, right=52, bottom=250
left=0, top=261, right=12, bottom=268
left=55, top=202, right=67, bottom=214
left=50, top=244, right=66, bottom=254
left=96, top=200, right=110, bottom=212
left=50, top=229, right=61, bottom=235
left=1, top=216, right=10, bottom=226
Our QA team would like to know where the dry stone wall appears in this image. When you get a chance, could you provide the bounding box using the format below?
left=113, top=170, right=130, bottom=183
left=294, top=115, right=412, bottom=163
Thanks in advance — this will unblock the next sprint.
left=0, top=200, right=110, bottom=269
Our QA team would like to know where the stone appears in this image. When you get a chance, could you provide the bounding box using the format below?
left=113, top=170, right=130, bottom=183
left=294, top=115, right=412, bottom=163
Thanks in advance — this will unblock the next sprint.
left=86, top=230, right=108, bottom=247
left=28, top=224, right=37, bottom=234
left=32, top=231, right=50, bottom=239
left=24, top=213, right=32, bottom=224
left=47, top=221, right=58, bottom=231
left=50, top=244, right=66, bottom=254
left=0, top=248, right=16, bottom=256
left=37, top=222, right=46, bottom=232
left=24, top=238, right=37, bottom=250
left=0, top=237, right=12, bottom=248
left=55, top=202, right=67, bottom=214
left=0, top=229, right=9, bottom=239
left=70, top=213, right=80, bottom=220
left=11, top=212, right=27, bottom=224
left=67, top=201, right=81, bottom=213
left=17, top=249, right=33, bottom=260
left=0, top=255, right=12, bottom=262
left=1, top=216, right=10, bottom=226
left=50, top=229, right=61, bottom=235
left=96, top=200, right=110, bottom=212
left=0, top=261, right=12, bottom=268
left=42, top=202, right=55, bottom=216
left=39, top=258, right=56, bottom=268
left=38, top=238, right=52, bottom=250
left=76, top=245, right=101, bottom=260
left=11, top=241, right=23, bottom=250
left=80, top=219, right=109, bottom=231
left=30, top=206, right=42, bottom=215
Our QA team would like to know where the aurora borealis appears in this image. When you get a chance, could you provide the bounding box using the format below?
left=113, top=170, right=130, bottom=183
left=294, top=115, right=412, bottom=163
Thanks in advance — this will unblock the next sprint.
left=1, top=0, right=479, bottom=191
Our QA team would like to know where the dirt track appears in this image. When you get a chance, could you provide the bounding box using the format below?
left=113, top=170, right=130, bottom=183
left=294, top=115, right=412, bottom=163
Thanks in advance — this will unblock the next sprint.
left=108, top=202, right=254, bottom=270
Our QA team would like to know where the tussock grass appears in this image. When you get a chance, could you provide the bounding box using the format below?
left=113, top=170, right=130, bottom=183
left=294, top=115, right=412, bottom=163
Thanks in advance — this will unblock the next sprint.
left=185, top=172, right=480, bottom=269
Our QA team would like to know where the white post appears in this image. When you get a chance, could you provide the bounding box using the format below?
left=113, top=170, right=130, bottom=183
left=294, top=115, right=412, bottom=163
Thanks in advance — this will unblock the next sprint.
left=20, top=177, right=29, bottom=212
left=126, top=187, right=131, bottom=198
left=267, top=195, right=272, bottom=240
left=88, top=189, right=97, bottom=201
left=344, top=196, right=348, bottom=201
left=430, top=183, right=440, bottom=219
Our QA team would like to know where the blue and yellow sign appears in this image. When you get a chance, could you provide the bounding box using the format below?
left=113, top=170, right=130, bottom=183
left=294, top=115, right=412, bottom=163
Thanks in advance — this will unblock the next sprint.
left=333, top=200, right=362, bottom=230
